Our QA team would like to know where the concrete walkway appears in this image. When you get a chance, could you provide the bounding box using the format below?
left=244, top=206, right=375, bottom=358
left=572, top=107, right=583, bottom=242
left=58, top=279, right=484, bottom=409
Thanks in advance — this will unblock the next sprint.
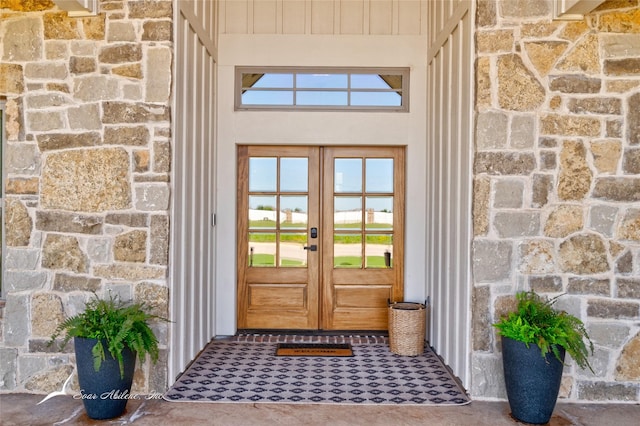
left=1, top=393, right=639, bottom=425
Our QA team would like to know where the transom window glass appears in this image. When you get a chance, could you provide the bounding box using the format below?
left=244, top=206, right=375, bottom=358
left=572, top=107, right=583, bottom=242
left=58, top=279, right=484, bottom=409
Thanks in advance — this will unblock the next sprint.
left=236, top=67, right=409, bottom=112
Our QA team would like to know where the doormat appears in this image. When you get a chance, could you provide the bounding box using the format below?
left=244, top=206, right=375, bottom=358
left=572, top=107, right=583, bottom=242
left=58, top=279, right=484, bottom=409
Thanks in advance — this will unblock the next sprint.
left=275, top=343, right=353, bottom=357
left=164, top=339, right=470, bottom=405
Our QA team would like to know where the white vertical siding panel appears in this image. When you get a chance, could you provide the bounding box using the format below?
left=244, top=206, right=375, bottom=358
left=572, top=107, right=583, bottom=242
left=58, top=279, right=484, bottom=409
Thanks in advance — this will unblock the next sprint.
left=311, top=0, right=335, bottom=34
left=340, top=0, right=365, bottom=34
left=283, top=0, right=307, bottom=33
left=425, top=0, right=473, bottom=389
left=253, top=0, right=277, bottom=33
left=370, top=0, right=393, bottom=35
left=171, top=1, right=217, bottom=383
left=221, top=0, right=426, bottom=34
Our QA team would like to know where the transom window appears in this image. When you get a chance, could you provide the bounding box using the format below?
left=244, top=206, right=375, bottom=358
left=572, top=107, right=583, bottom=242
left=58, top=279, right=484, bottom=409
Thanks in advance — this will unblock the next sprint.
left=235, top=67, right=409, bottom=112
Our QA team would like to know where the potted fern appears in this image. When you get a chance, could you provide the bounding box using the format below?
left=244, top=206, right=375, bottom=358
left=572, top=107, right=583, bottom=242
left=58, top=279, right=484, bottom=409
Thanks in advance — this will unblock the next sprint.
left=493, top=291, right=594, bottom=425
left=49, top=293, right=166, bottom=420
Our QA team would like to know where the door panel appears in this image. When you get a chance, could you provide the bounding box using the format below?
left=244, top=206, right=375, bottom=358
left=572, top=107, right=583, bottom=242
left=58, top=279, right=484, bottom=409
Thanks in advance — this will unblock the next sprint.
left=322, top=147, right=405, bottom=330
left=237, top=146, right=320, bottom=329
left=238, top=145, right=404, bottom=331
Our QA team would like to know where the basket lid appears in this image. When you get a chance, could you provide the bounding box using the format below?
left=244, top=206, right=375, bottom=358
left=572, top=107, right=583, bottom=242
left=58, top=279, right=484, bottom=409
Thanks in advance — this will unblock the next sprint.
left=390, top=302, right=425, bottom=310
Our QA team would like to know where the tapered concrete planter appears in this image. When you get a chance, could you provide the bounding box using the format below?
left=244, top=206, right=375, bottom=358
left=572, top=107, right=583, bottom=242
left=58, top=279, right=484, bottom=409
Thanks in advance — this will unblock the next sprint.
left=501, top=336, right=565, bottom=425
left=75, top=337, right=136, bottom=420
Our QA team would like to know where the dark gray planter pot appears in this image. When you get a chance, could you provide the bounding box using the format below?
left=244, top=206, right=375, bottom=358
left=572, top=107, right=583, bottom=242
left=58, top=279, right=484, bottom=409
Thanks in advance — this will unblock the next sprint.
left=74, top=337, right=136, bottom=420
left=501, top=336, right=565, bottom=425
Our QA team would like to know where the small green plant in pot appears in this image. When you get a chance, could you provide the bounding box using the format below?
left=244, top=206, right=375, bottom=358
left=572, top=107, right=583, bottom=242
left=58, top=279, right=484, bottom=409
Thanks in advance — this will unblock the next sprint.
left=49, top=293, right=167, bottom=420
left=493, top=291, right=594, bottom=425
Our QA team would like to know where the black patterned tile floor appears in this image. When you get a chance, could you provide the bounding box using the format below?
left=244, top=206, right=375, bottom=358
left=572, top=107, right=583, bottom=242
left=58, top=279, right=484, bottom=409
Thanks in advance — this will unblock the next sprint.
left=164, top=336, right=470, bottom=405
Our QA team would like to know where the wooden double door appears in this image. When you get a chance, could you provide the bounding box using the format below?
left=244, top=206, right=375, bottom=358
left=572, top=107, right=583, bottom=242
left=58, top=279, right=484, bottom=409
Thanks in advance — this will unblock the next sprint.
left=237, top=146, right=404, bottom=330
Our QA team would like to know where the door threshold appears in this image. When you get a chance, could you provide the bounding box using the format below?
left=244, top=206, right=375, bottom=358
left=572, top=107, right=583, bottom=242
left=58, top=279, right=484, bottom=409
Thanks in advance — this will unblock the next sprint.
left=237, top=329, right=389, bottom=337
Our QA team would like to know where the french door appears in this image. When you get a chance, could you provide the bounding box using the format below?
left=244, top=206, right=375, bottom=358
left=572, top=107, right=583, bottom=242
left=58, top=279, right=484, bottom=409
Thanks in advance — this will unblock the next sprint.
left=237, top=145, right=404, bottom=330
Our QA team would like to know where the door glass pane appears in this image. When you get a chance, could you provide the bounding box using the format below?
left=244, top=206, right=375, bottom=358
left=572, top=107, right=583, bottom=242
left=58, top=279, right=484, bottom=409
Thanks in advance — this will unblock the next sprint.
left=334, top=234, right=362, bottom=268
left=250, top=73, right=293, bottom=88
left=249, top=157, right=277, bottom=192
left=249, top=196, right=276, bottom=229
left=365, top=197, right=393, bottom=231
left=352, top=92, right=401, bottom=107
left=280, top=233, right=307, bottom=267
left=249, top=233, right=275, bottom=267
left=335, top=158, right=362, bottom=192
left=365, top=235, right=393, bottom=268
left=334, top=196, right=362, bottom=231
left=280, top=158, right=308, bottom=192
left=280, top=196, right=307, bottom=230
left=365, top=158, right=393, bottom=192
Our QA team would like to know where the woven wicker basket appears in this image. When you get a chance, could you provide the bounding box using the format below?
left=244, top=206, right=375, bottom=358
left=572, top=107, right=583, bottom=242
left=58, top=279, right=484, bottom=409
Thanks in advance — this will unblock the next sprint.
left=388, top=302, right=426, bottom=356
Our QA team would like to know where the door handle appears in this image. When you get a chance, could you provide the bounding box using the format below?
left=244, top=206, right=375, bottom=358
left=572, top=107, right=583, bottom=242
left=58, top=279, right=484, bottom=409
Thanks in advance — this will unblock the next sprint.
left=303, top=245, right=317, bottom=251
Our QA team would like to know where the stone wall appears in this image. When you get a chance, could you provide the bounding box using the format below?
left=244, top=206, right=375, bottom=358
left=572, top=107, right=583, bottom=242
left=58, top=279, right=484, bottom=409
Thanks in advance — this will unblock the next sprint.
left=0, top=0, right=172, bottom=394
left=472, top=0, right=640, bottom=402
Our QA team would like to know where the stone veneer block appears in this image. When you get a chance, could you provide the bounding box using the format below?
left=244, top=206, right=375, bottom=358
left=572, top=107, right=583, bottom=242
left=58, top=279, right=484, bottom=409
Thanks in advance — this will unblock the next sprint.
left=544, top=204, right=583, bottom=238
left=556, top=34, right=600, bottom=74
left=0, top=348, right=18, bottom=390
left=146, top=47, right=172, bottom=102
left=476, top=111, right=508, bottom=149
left=99, top=44, right=142, bottom=63
left=135, top=185, right=170, bottom=211
left=5, top=178, right=40, bottom=195
left=617, top=278, right=640, bottom=299
left=567, top=277, right=610, bottom=296
left=589, top=205, right=618, bottom=237
left=69, top=56, right=96, bottom=74
left=549, top=75, right=601, bottom=93
left=475, top=57, right=491, bottom=108
left=494, top=212, right=540, bottom=237
left=629, top=93, right=640, bottom=145
left=499, top=0, right=549, bottom=17
left=41, top=148, right=131, bottom=212
left=474, top=152, right=536, bottom=175
left=588, top=323, right=630, bottom=348
left=5, top=199, right=32, bottom=247
left=476, top=0, right=497, bottom=27
left=53, top=273, right=101, bottom=292
left=615, top=332, right=640, bottom=381
left=617, top=209, right=640, bottom=241
left=114, top=230, right=147, bottom=262
left=3, top=294, right=29, bottom=346
left=104, top=126, right=150, bottom=146
left=37, top=132, right=101, bottom=151
left=472, top=285, right=491, bottom=351
left=559, top=234, right=610, bottom=274
left=73, top=75, right=119, bottom=101
left=529, top=276, right=562, bottom=293
left=523, top=41, right=568, bottom=77
left=518, top=239, right=554, bottom=274
left=497, top=54, right=545, bottom=111
left=0, top=63, right=24, bottom=94
left=153, top=140, right=171, bottom=173
left=591, top=140, right=621, bottom=174
left=593, top=177, right=640, bottom=202
left=43, top=12, right=80, bottom=39
left=142, top=21, right=172, bottom=41
left=578, top=381, right=638, bottom=402
left=35, top=211, right=103, bottom=234
left=568, top=98, right=622, bottom=115
left=129, top=0, right=173, bottom=18
left=135, top=282, right=169, bottom=318
left=615, top=251, right=633, bottom=274
left=26, top=111, right=63, bottom=132
left=6, top=143, right=40, bottom=174
left=42, top=234, right=87, bottom=273
left=473, top=176, right=490, bottom=236
left=2, top=17, right=43, bottom=62
left=93, top=264, right=166, bottom=281
left=558, top=140, right=592, bottom=201
left=68, top=103, right=102, bottom=130
left=102, top=102, right=170, bottom=123
left=4, top=271, right=48, bottom=292
left=623, top=148, right=640, bottom=174
left=587, top=299, right=639, bottom=320
left=532, top=173, right=552, bottom=207
left=107, top=21, right=137, bottom=42
left=473, top=240, right=512, bottom=282
left=105, top=213, right=149, bottom=227
left=604, top=58, right=640, bottom=76
left=150, top=215, right=169, bottom=265
left=494, top=179, right=523, bottom=208
left=30, top=293, right=64, bottom=337
left=511, top=115, right=535, bottom=149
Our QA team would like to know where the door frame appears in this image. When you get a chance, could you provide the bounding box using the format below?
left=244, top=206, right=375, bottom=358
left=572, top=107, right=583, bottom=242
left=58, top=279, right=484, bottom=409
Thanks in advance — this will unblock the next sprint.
left=237, top=145, right=405, bottom=331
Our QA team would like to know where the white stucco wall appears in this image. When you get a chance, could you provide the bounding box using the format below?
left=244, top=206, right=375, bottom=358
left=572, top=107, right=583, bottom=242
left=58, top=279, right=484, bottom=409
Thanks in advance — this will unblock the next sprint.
left=215, top=35, right=428, bottom=335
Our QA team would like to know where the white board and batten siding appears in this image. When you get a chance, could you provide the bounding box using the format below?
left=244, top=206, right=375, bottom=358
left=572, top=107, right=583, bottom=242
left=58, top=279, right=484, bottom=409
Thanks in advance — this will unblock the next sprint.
left=426, top=0, right=474, bottom=390
left=219, top=0, right=427, bottom=35
left=170, top=0, right=218, bottom=382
